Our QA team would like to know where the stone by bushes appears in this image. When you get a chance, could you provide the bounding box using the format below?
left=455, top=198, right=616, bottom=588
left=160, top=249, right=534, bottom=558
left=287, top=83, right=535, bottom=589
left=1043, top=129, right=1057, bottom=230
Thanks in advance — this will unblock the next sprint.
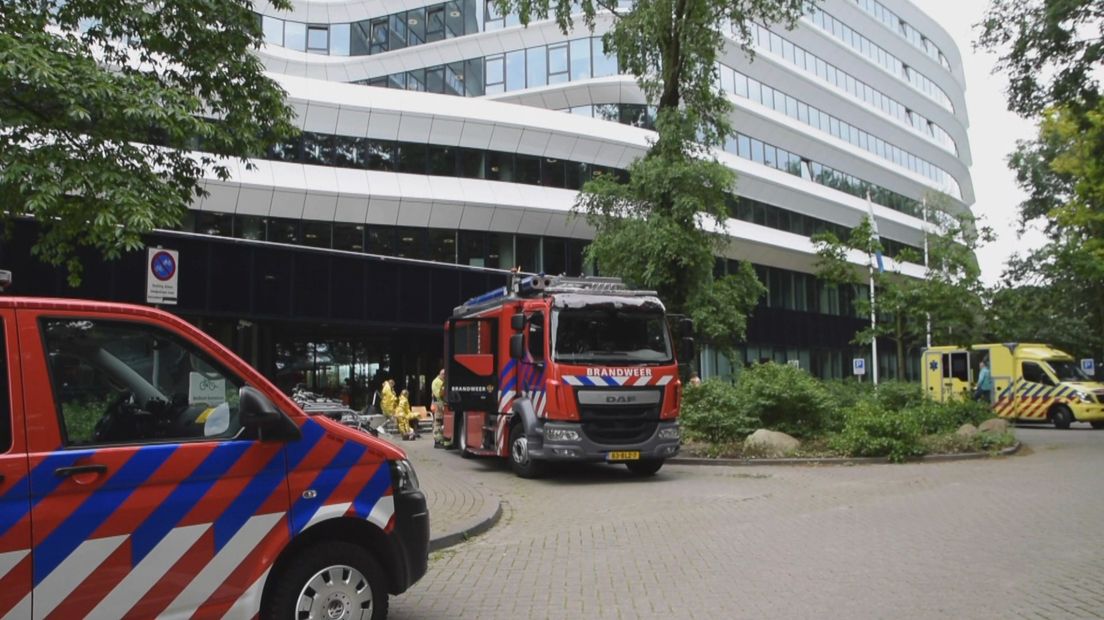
left=744, top=429, right=801, bottom=457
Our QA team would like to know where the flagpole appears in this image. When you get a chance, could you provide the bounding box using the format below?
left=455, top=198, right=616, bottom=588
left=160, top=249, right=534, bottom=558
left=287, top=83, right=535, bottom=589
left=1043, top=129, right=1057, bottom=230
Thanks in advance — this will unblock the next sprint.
left=922, top=196, right=931, bottom=349
left=867, top=192, right=879, bottom=387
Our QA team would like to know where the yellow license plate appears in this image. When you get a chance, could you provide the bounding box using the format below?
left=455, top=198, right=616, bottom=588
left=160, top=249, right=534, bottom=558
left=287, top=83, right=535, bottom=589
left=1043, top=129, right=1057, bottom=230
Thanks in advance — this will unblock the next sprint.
left=607, top=451, right=640, bottom=461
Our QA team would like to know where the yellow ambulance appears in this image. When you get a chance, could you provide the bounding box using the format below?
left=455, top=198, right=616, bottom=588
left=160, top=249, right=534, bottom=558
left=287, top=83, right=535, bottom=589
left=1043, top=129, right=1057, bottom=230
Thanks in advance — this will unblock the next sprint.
left=922, top=344, right=1104, bottom=429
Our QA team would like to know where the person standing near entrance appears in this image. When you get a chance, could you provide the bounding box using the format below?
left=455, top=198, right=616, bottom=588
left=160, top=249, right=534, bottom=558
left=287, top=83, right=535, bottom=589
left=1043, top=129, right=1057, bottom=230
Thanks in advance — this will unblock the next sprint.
left=974, top=359, right=993, bottom=403
left=431, top=369, right=447, bottom=448
left=395, top=389, right=419, bottom=440
left=381, top=378, right=398, bottom=418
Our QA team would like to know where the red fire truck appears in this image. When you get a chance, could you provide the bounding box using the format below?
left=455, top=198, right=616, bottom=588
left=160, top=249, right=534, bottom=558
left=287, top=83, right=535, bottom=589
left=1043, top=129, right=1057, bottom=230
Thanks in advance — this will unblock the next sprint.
left=442, top=275, right=692, bottom=478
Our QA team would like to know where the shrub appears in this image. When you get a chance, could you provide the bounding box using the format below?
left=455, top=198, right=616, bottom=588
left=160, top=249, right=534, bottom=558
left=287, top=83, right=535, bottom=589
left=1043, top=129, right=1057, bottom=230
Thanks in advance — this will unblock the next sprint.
left=733, top=362, right=838, bottom=437
left=830, top=399, right=925, bottom=462
left=874, top=381, right=926, bottom=412
left=820, top=379, right=873, bottom=419
left=680, top=379, right=758, bottom=444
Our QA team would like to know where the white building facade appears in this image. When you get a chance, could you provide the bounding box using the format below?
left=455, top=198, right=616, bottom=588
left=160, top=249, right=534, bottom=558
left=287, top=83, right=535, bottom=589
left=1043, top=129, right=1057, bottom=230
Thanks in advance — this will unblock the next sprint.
left=184, top=0, right=973, bottom=381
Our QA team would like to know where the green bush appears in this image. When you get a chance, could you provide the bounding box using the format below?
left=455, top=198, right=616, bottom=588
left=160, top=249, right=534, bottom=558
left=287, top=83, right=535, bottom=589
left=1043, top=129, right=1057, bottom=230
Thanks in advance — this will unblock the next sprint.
left=830, top=399, right=925, bottom=462
left=680, top=379, right=758, bottom=444
left=733, top=363, right=838, bottom=438
left=820, top=379, right=874, bottom=415
left=874, top=381, right=926, bottom=412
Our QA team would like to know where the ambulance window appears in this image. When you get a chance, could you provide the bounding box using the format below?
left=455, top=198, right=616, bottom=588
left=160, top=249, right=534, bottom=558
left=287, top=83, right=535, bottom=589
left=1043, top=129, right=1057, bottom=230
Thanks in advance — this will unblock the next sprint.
left=41, top=318, right=247, bottom=447
left=527, top=312, right=545, bottom=360
left=1022, top=362, right=1052, bottom=385
left=0, top=321, right=9, bottom=453
left=949, top=352, right=969, bottom=382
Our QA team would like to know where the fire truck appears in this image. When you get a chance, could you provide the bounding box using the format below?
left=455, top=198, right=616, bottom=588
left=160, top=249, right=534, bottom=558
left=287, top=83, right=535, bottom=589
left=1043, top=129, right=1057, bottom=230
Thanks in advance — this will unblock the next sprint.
left=442, top=274, right=692, bottom=478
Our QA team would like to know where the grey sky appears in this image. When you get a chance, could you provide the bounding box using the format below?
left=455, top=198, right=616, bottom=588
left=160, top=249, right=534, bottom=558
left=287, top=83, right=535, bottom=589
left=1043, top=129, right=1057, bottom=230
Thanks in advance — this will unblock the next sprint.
left=920, top=1, right=1047, bottom=286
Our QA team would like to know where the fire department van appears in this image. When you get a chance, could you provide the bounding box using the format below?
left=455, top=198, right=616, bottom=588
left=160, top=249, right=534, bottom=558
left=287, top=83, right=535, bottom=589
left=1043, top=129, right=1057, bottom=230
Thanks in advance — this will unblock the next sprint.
left=442, top=275, right=692, bottom=478
left=923, top=343, right=1104, bottom=429
left=0, top=295, right=427, bottom=619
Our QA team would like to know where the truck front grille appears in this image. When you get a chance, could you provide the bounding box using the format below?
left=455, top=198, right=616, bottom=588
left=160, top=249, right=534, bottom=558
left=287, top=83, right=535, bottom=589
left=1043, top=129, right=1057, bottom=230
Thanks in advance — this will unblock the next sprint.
left=578, top=405, right=659, bottom=445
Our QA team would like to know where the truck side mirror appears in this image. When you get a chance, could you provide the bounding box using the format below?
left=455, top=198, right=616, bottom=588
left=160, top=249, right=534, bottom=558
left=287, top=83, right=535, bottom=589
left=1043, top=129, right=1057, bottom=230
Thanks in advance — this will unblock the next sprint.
left=511, top=313, right=526, bottom=331
left=240, top=386, right=302, bottom=442
left=510, top=333, right=525, bottom=360
left=679, top=318, right=694, bottom=339
left=679, top=337, right=694, bottom=364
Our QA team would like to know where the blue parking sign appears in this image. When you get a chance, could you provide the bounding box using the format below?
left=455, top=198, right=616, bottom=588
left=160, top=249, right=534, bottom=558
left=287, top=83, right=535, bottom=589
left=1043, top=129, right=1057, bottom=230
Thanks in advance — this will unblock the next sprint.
left=1082, top=359, right=1095, bottom=375
left=852, top=358, right=866, bottom=375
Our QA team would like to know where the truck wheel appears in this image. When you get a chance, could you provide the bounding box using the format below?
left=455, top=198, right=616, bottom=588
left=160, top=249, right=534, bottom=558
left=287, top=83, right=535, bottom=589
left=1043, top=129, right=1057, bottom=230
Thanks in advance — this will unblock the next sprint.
left=509, top=424, right=545, bottom=478
left=264, top=540, right=387, bottom=620
left=1050, top=405, right=1073, bottom=430
left=1091, top=422, right=1104, bottom=430
left=625, top=459, right=664, bottom=476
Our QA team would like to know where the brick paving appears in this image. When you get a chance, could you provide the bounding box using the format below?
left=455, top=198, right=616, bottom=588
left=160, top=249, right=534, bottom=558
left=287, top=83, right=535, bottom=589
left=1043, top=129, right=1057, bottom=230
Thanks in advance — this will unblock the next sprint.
left=391, top=425, right=1104, bottom=619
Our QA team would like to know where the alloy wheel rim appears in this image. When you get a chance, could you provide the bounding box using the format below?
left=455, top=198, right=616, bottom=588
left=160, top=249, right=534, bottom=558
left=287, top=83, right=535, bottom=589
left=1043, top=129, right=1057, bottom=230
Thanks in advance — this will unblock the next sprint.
left=296, top=564, right=372, bottom=620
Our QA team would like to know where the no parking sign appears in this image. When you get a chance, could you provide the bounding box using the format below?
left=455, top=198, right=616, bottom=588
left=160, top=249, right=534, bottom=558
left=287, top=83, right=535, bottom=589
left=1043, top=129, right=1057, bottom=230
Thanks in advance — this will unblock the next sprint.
left=146, top=247, right=179, bottom=305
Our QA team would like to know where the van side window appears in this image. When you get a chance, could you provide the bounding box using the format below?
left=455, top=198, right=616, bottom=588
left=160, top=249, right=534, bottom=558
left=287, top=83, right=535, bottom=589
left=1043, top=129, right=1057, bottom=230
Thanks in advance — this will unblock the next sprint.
left=527, top=312, right=545, bottom=360
left=42, top=319, right=246, bottom=447
left=1, top=321, right=10, bottom=453
left=1022, top=362, right=1051, bottom=386
left=949, top=352, right=969, bottom=382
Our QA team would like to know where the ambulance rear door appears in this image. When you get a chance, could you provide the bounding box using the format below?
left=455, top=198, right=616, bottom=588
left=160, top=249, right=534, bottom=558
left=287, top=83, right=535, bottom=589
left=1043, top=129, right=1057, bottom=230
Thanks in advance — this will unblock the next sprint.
left=0, top=309, right=31, bottom=619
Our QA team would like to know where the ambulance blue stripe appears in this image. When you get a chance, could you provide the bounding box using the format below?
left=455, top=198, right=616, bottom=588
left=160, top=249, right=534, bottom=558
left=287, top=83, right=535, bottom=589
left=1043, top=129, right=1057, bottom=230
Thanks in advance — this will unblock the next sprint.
left=290, top=441, right=367, bottom=534
left=213, top=420, right=324, bottom=552
left=0, top=452, right=82, bottom=539
left=130, top=441, right=252, bottom=566
left=350, top=463, right=392, bottom=520
left=34, top=444, right=176, bottom=585
left=1029, top=384, right=1048, bottom=397
left=1053, top=386, right=1069, bottom=398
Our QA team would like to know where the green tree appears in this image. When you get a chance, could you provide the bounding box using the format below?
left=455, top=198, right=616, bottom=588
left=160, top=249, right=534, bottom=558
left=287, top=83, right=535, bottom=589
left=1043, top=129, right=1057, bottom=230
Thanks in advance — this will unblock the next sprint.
left=812, top=194, right=989, bottom=377
left=493, top=0, right=809, bottom=354
left=0, top=0, right=297, bottom=284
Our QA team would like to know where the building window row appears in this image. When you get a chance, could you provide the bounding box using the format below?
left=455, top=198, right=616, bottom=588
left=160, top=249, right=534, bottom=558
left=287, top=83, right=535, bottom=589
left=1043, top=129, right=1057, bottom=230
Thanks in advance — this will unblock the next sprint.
left=851, top=0, right=952, bottom=71
left=804, top=7, right=953, bottom=112
left=353, top=36, right=617, bottom=95
left=227, top=127, right=928, bottom=239
left=179, top=213, right=593, bottom=275
left=561, top=104, right=658, bottom=130
left=719, top=66, right=962, bottom=197
left=746, top=22, right=960, bottom=143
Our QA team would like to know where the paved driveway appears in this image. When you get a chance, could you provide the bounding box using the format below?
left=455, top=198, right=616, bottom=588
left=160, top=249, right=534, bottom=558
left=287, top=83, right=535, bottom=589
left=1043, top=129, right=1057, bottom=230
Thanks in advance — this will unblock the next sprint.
left=393, top=425, right=1104, bottom=619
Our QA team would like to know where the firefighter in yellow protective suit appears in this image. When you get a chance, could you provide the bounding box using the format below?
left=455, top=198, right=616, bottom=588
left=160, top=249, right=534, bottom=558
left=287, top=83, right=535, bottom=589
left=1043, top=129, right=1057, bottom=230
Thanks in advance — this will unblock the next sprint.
left=380, top=379, right=397, bottom=417
left=395, top=389, right=420, bottom=439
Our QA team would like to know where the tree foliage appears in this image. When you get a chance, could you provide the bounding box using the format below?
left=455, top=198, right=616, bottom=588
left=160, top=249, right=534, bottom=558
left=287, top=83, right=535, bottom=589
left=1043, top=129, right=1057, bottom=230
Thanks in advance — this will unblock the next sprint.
left=493, top=0, right=807, bottom=351
left=0, top=0, right=297, bottom=284
left=812, top=194, right=989, bottom=376
left=977, top=0, right=1103, bottom=117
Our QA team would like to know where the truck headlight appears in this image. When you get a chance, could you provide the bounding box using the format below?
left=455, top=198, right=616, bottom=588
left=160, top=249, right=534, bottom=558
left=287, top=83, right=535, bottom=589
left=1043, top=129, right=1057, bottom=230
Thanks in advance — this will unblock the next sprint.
left=545, top=426, right=581, bottom=442
left=1075, top=391, right=1094, bottom=404
left=658, top=427, right=680, bottom=440
left=390, top=459, right=421, bottom=493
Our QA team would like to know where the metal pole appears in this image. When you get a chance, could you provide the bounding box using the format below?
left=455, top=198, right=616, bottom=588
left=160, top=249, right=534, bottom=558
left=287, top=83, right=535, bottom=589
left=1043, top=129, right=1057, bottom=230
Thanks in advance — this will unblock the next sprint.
left=923, top=197, right=931, bottom=349
left=866, top=192, right=879, bottom=387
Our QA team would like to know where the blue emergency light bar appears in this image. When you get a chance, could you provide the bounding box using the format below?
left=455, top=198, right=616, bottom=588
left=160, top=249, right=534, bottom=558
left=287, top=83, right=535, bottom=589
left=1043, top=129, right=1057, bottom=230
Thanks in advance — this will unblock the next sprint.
left=461, top=286, right=508, bottom=308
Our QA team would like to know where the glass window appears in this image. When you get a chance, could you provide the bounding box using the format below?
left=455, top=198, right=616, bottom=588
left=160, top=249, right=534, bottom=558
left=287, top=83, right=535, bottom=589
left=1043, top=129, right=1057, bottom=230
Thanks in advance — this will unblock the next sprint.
left=516, top=235, right=540, bottom=272
left=366, top=140, right=396, bottom=171
left=369, top=18, right=388, bottom=54
left=302, top=133, right=333, bottom=165
left=427, top=145, right=457, bottom=175
left=268, top=218, right=300, bottom=244
left=406, top=68, right=425, bottom=92
left=463, top=0, right=480, bottom=33
left=569, top=38, right=591, bottom=80
left=397, top=143, right=427, bottom=174
left=592, top=37, right=617, bottom=77
left=459, top=230, right=487, bottom=266
left=426, top=6, right=445, bottom=42
left=196, top=211, right=232, bottom=237
left=543, top=237, right=566, bottom=274
left=737, top=134, right=750, bottom=158
left=426, top=66, right=445, bottom=94
left=485, top=151, right=514, bottom=182
left=367, top=227, right=395, bottom=255
left=307, top=25, right=328, bottom=52
left=395, top=227, right=427, bottom=259
left=485, top=54, right=505, bottom=94
left=506, top=50, right=525, bottom=91
left=465, top=58, right=484, bottom=96
left=515, top=154, right=540, bottom=185
left=429, top=229, right=457, bottom=262
left=284, top=21, right=306, bottom=52
left=42, top=319, right=246, bottom=446
left=542, top=157, right=566, bottom=188
left=234, top=215, right=265, bottom=241
left=334, top=135, right=366, bottom=168
left=302, top=221, right=332, bottom=248
left=526, top=46, right=547, bottom=88
left=489, top=233, right=513, bottom=269
left=263, top=15, right=283, bottom=46
left=456, top=147, right=485, bottom=178
left=445, top=0, right=465, bottom=37
left=445, top=62, right=465, bottom=96
left=484, top=0, right=504, bottom=30
left=389, top=14, right=407, bottom=50
left=351, top=20, right=371, bottom=55
left=330, top=24, right=350, bottom=56
left=334, top=223, right=365, bottom=252
left=406, top=8, right=425, bottom=46
left=750, top=139, right=764, bottom=163
left=548, top=43, right=569, bottom=83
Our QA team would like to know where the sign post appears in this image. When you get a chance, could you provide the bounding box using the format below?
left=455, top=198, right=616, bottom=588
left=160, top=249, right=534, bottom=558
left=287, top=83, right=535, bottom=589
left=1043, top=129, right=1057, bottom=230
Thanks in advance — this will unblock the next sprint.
left=146, top=248, right=179, bottom=306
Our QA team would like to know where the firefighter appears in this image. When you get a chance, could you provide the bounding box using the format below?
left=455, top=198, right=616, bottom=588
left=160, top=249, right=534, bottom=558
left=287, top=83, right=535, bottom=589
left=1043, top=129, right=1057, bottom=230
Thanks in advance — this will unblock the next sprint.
left=395, top=389, right=419, bottom=440
left=431, top=369, right=447, bottom=448
left=380, top=378, right=397, bottom=418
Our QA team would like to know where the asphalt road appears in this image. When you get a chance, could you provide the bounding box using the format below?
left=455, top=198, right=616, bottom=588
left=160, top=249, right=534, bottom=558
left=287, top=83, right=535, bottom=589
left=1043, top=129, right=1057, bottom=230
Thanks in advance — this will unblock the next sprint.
left=392, top=424, right=1104, bottom=619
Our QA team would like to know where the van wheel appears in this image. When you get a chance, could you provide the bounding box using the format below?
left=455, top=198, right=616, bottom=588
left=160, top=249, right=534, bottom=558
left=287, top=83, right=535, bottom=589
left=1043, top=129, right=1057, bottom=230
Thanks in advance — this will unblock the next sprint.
left=1050, top=405, right=1073, bottom=430
left=625, top=459, right=664, bottom=476
left=1091, top=422, right=1104, bottom=430
left=456, top=413, right=473, bottom=458
left=264, top=541, right=387, bottom=620
left=509, top=424, right=545, bottom=478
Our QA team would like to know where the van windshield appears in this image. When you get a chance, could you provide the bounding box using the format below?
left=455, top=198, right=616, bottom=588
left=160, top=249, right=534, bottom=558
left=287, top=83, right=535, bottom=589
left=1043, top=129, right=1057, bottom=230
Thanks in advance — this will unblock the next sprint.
left=1047, top=359, right=1090, bottom=381
left=552, top=307, right=671, bottom=364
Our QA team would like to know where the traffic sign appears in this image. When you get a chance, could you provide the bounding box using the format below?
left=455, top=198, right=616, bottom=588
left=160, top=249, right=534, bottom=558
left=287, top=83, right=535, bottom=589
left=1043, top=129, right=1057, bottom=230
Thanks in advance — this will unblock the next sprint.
left=852, top=358, right=866, bottom=376
left=146, top=247, right=179, bottom=305
left=1082, top=359, right=1096, bottom=375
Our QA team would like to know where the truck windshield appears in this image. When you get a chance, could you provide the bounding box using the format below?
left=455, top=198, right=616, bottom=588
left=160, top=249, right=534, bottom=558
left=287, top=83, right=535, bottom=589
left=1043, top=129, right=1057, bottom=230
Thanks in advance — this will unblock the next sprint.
left=1046, top=359, right=1090, bottom=381
left=552, top=307, right=671, bottom=364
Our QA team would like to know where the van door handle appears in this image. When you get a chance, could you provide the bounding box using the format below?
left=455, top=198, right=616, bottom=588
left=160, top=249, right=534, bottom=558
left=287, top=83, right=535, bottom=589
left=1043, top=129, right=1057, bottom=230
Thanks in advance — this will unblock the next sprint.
left=55, top=464, right=108, bottom=478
